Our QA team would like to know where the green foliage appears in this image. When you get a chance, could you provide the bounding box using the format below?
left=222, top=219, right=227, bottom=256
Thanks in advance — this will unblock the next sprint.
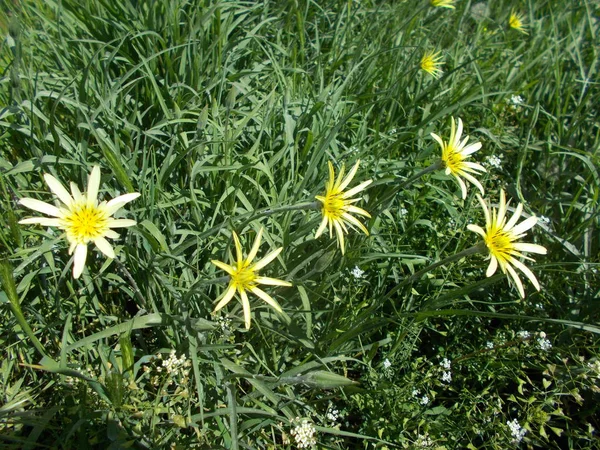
left=1, top=0, right=599, bottom=448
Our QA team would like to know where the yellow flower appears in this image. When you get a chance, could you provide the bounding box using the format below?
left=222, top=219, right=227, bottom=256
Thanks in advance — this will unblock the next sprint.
left=19, top=166, right=140, bottom=279
left=315, top=160, right=372, bottom=255
left=430, top=0, right=456, bottom=9
left=467, top=189, right=547, bottom=298
left=211, top=228, right=292, bottom=329
left=431, top=117, right=486, bottom=199
left=508, top=10, right=528, bottom=34
left=420, top=50, right=444, bottom=78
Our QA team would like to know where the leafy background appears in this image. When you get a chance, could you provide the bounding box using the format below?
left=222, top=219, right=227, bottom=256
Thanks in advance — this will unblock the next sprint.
left=0, top=0, right=599, bottom=448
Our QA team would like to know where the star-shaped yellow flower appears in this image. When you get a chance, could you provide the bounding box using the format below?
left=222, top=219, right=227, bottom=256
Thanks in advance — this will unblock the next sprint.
left=431, top=117, right=486, bottom=199
left=211, top=228, right=291, bottom=329
left=467, top=189, right=547, bottom=298
left=19, top=166, right=140, bottom=278
left=315, top=160, right=372, bottom=255
left=420, top=50, right=444, bottom=78
left=509, top=10, right=528, bottom=34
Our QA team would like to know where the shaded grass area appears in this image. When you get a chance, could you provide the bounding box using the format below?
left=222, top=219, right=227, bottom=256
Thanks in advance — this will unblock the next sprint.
left=0, top=0, right=599, bottom=448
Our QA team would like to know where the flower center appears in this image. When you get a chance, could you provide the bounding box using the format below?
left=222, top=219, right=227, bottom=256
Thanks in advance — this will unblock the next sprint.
left=443, top=146, right=464, bottom=173
left=485, top=226, right=514, bottom=262
left=231, top=265, right=257, bottom=291
left=321, top=192, right=345, bottom=220
left=421, top=57, right=435, bottom=72
left=510, top=16, right=521, bottom=29
left=61, top=203, right=109, bottom=244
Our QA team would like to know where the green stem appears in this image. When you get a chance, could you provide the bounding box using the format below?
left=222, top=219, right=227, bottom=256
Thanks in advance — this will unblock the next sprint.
left=0, top=260, right=48, bottom=358
left=373, top=160, right=443, bottom=214
left=383, top=243, right=486, bottom=301
left=198, top=201, right=319, bottom=241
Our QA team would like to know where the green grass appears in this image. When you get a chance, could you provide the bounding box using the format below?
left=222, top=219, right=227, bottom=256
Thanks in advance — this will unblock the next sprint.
left=1, top=0, right=599, bottom=448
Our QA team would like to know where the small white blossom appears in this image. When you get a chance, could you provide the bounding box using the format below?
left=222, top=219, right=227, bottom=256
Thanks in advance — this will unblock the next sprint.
left=510, top=95, right=524, bottom=105
left=486, top=341, right=495, bottom=349
left=507, top=419, right=527, bottom=443
left=420, top=395, right=430, bottom=405
left=537, top=336, right=552, bottom=351
left=351, top=266, right=365, bottom=279
left=290, top=418, right=317, bottom=448
left=485, top=155, right=502, bottom=169
left=587, top=360, right=600, bottom=379
left=412, top=389, right=421, bottom=397
left=440, top=358, right=451, bottom=370
left=442, top=371, right=452, bottom=383
left=517, top=330, right=531, bottom=340
left=400, top=208, right=408, bottom=216
left=326, top=406, right=340, bottom=423
left=415, top=432, right=434, bottom=448
left=383, top=358, right=392, bottom=369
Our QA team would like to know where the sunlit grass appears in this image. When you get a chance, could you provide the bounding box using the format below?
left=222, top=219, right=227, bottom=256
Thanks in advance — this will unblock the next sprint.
left=0, top=0, right=599, bottom=448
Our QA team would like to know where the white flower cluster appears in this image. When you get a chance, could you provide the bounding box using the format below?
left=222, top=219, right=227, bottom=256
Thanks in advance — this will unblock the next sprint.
left=486, top=341, right=495, bottom=349
left=383, top=358, right=392, bottom=369
left=506, top=95, right=525, bottom=112
left=537, top=332, right=552, bottom=351
left=415, top=432, right=434, bottom=448
left=485, top=155, right=502, bottom=169
left=509, top=95, right=524, bottom=106
left=420, top=395, right=430, bottom=405
left=326, top=405, right=340, bottom=423
left=290, top=418, right=317, bottom=448
left=517, top=330, right=531, bottom=340
left=351, top=266, right=365, bottom=279
left=587, top=360, right=600, bottom=379
left=143, top=350, right=192, bottom=387
left=507, top=419, right=527, bottom=443
left=440, top=358, right=452, bottom=383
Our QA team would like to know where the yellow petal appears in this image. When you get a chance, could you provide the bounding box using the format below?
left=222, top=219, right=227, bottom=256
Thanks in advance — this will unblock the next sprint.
left=240, top=289, right=252, bottom=329
left=255, top=276, right=292, bottom=287
left=211, top=259, right=236, bottom=276
left=214, top=284, right=237, bottom=312
left=250, top=286, right=283, bottom=312
left=252, top=247, right=283, bottom=271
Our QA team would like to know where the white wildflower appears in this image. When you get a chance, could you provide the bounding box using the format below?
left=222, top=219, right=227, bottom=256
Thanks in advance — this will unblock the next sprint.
left=485, top=155, right=502, bottom=169
left=486, top=341, right=495, bottom=349
left=537, top=332, right=552, bottom=351
left=290, top=418, right=317, bottom=448
left=510, top=95, right=524, bottom=105
left=326, top=406, right=340, bottom=423
left=412, top=389, right=421, bottom=397
left=415, top=432, right=434, bottom=448
left=351, top=266, right=365, bottom=279
left=440, top=358, right=451, bottom=370
left=383, top=358, right=392, bottom=369
left=420, top=395, right=430, bottom=405
left=442, top=371, right=452, bottom=383
left=507, top=419, right=527, bottom=443
left=517, top=330, right=531, bottom=340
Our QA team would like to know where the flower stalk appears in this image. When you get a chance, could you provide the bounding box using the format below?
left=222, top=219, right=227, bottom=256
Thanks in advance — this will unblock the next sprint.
left=0, top=259, right=48, bottom=358
left=384, top=243, right=486, bottom=301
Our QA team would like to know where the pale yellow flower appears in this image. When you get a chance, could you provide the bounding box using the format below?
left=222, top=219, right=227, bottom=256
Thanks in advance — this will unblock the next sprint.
left=430, top=0, right=456, bottom=9
left=467, top=189, right=547, bottom=298
left=420, top=50, right=444, bottom=78
left=19, top=166, right=140, bottom=279
left=315, top=160, right=372, bottom=255
left=431, top=117, right=486, bottom=199
left=211, top=228, right=291, bottom=329
left=509, top=10, right=528, bottom=34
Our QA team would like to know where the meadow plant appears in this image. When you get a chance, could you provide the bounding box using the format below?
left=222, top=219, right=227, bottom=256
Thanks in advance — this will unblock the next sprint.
left=0, top=0, right=599, bottom=448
